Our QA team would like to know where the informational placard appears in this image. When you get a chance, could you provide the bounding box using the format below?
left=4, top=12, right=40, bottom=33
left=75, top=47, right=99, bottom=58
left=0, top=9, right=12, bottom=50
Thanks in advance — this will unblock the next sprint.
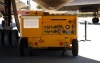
left=24, top=18, right=39, bottom=28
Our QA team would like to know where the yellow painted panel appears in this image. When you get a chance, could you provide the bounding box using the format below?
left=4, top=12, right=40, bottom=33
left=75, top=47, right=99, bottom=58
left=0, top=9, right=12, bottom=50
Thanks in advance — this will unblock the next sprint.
left=20, top=16, right=42, bottom=37
left=28, top=35, right=76, bottom=47
left=20, top=15, right=77, bottom=48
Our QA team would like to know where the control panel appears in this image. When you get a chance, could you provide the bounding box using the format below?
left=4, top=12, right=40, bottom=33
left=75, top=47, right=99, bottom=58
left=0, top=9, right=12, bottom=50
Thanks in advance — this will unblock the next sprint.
left=42, top=16, right=77, bottom=35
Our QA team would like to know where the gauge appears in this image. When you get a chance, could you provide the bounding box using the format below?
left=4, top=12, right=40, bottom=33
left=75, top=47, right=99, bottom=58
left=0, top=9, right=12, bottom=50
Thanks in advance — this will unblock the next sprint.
left=54, top=30, right=57, bottom=33
left=62, top=30, right=66, bottom=33
left=65, top=25, right=70, bottom=29
left=53, top=26, right=57, bottom=28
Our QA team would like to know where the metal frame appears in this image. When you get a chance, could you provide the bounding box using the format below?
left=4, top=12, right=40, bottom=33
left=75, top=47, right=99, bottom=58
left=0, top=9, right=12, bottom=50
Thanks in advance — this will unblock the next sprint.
left=4, top=0, right=12, bottom=27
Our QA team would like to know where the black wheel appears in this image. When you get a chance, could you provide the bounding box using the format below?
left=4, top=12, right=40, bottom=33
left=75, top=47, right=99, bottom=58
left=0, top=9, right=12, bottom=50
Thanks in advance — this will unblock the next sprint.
left=72, top=39, right=78, bottom=56
left=0, top=30, right=3, bottom=46
left=92, top=17, right=99, bottom=24
left=11, top=30, right=18, bottom=47
left=19, top=38, right=28, bottom=56
left=2, top=21, right=5, bottom=27
left=4, top=30, right=11, bottom=47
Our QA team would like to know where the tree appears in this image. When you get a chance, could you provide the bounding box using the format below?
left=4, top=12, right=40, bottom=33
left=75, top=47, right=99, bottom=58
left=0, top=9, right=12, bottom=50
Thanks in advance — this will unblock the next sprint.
left=37, top=5, right=42, bottom=9
left=21, top=6, right=27, bottom=9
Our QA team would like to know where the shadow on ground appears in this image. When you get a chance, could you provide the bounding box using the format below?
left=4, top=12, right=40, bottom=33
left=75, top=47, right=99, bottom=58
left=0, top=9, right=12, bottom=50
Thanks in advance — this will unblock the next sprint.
left=0, top=47, right=100, bottom=63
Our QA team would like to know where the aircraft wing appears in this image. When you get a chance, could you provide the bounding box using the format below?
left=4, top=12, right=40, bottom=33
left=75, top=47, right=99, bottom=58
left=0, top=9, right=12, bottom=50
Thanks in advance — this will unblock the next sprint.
left=58, top=0, right=100, bottom=12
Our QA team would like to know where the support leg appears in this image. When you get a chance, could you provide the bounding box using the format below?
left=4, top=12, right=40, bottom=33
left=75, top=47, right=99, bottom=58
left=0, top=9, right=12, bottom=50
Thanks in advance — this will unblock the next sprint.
left=4, top=0, right=12, bottom=27
left=62, top=50, right=68, bottom=56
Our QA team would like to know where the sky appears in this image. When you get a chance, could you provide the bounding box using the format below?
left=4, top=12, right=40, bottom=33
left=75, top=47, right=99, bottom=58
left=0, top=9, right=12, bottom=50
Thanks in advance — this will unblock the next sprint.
left=21, top=0, right=37, bottom=9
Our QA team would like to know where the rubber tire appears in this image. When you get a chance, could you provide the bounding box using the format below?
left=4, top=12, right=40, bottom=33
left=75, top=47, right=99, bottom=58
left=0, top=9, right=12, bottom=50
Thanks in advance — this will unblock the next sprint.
left=19, top=38, right=28, bottom=56
left=72, top=39, right=78, bottom=56
left=0, top=30, right=3, bottom=46
left=11, top=30, right=18, bottom=47
left=4, top=30, right=11, bottom=47
left=92, top=17, right=99, bottom=24
left=2, top=21, right=5, bottom=27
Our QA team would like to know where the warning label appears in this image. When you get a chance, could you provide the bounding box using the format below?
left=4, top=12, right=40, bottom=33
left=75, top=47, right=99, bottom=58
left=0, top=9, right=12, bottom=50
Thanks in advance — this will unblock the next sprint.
left=24, top=18, right=39, bottom=28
